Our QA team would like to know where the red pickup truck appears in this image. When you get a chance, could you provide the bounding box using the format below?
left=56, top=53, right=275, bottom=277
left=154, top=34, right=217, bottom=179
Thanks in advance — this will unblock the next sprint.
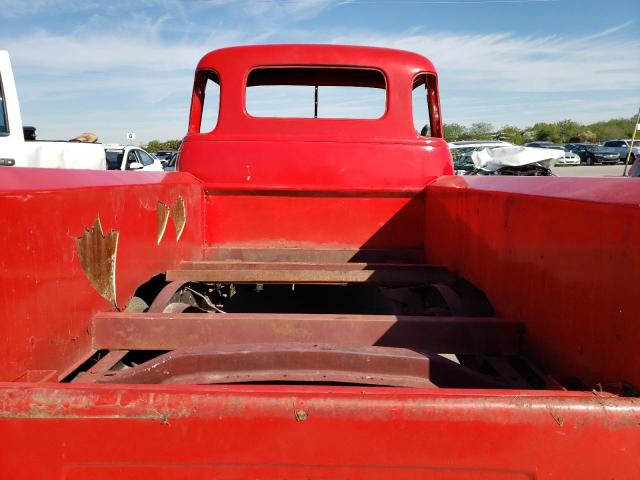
left=0, top=45, right=638, bottom=479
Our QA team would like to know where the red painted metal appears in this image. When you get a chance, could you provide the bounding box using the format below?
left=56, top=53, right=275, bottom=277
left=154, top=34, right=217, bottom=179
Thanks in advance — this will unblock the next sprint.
left=147, top=281, right=188, bottom=313
left=166, top=265, right=455, bottom=284
left=203, top=247, right=425, bottom=263
left=0, top=384, right=638, bottom=479
left=203, top=192, right=426, bottom=249
left=180, top=45, right=450, bottom=250
left=425, top=176, right=640, bottom=388
left=75, top=350, right=128, bottom=383
left=180, top=260, right=440, bottom=270
left=0, top=168, right=204, bottom=382
left=95, top=343, right=437, bottom=387
left=91, top=312, right=523, bottom=354
left=1, top=45, right=639, bottom=476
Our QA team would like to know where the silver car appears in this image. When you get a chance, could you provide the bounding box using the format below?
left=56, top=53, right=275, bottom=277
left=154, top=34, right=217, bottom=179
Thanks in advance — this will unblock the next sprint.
left=602, top=139, right=640, bottom=164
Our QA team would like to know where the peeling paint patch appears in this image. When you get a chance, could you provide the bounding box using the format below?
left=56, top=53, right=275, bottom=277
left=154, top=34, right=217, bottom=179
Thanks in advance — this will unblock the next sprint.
left=156, top=202, right=170, bottom=245
left=171, top=196, right=186, bottom=241
left=157, top=196, right=186, bottom=244
left=76, top=217, right=119, bottom=307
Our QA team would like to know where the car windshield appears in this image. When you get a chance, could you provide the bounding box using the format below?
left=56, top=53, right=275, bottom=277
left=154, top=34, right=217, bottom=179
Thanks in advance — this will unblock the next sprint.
left=105, top=150, right=124, bottom=170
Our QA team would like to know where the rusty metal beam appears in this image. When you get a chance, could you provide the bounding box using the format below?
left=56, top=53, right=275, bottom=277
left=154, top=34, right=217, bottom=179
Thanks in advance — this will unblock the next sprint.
left=180, top=261, right=443, bottom=271
left=204, top=247, right=424, bottom=263
left=97, top=343, right=435, bottom=387
left=92, top=312, right=522, bottom=355
left=147, top=281, right=188, bottom=313
left=166, top=266, right=455, bottom=285
left=74, top=350, right=128, bottom=383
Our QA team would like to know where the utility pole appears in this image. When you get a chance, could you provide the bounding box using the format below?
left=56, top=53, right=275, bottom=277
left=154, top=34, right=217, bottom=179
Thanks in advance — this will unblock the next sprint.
left=622, top=106, right=640, bottom=177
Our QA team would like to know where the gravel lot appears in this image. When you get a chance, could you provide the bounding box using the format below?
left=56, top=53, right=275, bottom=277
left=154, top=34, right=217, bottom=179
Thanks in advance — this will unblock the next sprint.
left=551, top=164, right=632, bottom=177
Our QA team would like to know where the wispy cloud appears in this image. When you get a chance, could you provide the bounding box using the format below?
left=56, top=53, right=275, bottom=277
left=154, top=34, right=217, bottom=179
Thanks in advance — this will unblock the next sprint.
left=330, top=23, right=640, bottom=93
left=0, top=0, right=101, bottom=17
left=1, top=2, right=637, bottom=141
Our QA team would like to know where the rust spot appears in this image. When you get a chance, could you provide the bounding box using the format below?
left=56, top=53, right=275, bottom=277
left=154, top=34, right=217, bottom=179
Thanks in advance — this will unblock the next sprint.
left=549, top=409, right=564, bottom=427
left=157, top=196, right=186, bottom=244
left=156, top=201, right=170, bottom=245
left=171, top=196, right=186, bottom=241
left=295, top=409, right=308, bottom=422
left=76, top=217, right=119, bottom=307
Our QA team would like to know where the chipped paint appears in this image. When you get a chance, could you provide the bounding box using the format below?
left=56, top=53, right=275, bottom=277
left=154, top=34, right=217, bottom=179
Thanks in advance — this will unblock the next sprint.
left=171, top=196, right=186, bottom=241
left=156, top=201, right=170, bottom=245
left=76, top=217, right=119, bottom=307
left=157, top=197, right=186, bottom=244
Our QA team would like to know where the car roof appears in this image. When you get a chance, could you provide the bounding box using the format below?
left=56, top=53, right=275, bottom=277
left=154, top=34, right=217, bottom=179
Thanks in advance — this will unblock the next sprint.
left=448, top=142, right=513, bottom=150
left=449, top=140, right=510, bottom=146
left=104, top=144, right=137, bottom=150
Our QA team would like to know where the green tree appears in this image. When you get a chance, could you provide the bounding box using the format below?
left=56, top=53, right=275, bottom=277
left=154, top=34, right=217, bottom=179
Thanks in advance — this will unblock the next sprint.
left=581, top=130, right=597, bottom=143
left=531, top=122, right=560, bottom=143
left=496, top=125, right=524, bottom=144
left=467, top=122, right=494, bottom=140
left=443, top=123, right=467, bottom=141
left=555, top=120, right=581, bottom=144
left=143, top=139, right=182, bottom=153
left=585, top=116, right=636, bottom=142
left=145, top=140, right=163, bottom=153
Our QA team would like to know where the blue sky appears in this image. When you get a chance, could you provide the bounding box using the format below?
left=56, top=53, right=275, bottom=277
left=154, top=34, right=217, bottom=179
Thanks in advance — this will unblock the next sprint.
left=1, top=0, right=639, bottom=144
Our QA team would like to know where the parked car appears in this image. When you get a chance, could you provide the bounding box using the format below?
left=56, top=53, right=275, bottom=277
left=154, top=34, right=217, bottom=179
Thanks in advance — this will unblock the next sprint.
left=520, top=142, right=578, bottom=166
left=564, top=143, right=620, bottom=165
left=556, top=149, right=581, bottom=166
left=448, top=141, right=513, bottom=173
left=602, top=139, right=640, bottom=164
left=154, top=150, right=177, bottom=166
left=524, top=141, right=563, bottom=149
left=104, top=145, right=164, bottom=172
left=163, top=152, right=178, bottom=172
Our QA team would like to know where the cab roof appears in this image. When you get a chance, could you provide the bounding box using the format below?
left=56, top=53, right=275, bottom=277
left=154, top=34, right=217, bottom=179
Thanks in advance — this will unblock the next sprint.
left=197, top=44, right=436, bottom=75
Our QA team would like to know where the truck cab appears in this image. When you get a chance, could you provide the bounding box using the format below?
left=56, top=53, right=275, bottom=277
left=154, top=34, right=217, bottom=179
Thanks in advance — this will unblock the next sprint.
left=180, top=45, right=452, bottom=251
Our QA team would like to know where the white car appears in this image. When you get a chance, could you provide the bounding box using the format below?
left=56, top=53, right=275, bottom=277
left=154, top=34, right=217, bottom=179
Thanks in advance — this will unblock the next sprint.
left=555, top=150, right=581, bottom=166
left=104, top=145, right=164, bottom=172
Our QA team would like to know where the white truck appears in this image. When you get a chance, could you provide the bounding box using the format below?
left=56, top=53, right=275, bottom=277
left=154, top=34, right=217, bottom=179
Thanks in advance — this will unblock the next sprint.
left=0, top=51, right=106, bottom=169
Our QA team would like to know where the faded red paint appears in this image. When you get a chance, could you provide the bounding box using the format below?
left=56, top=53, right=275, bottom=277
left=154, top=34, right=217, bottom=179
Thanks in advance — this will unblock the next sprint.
left=0, top=45, right=639, bottom=477
left=0, top=384, right=639, bottom=479
left=180, top=45, right=449, bottom=249
left=425, top=176, right=640, bottom=388
left=0, top=168, right=204, bottom=382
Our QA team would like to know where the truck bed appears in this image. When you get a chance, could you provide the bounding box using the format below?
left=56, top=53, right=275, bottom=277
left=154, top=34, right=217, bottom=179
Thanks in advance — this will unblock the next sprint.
left=1, top=169, right=638, bottom=478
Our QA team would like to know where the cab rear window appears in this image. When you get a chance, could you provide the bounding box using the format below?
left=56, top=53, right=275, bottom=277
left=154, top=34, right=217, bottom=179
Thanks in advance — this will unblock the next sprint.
left=245, top=67, right=386, bottom=119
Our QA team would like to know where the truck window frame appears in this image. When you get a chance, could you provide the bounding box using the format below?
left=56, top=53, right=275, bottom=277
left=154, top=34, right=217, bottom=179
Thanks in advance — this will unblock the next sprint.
left=193, top=69, right=221, bottom=134
left=412, top=72, right=442, bottom=139
left=0, top=72, right=8, bottom=137
left=243, top=66, right=388, bottom=121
